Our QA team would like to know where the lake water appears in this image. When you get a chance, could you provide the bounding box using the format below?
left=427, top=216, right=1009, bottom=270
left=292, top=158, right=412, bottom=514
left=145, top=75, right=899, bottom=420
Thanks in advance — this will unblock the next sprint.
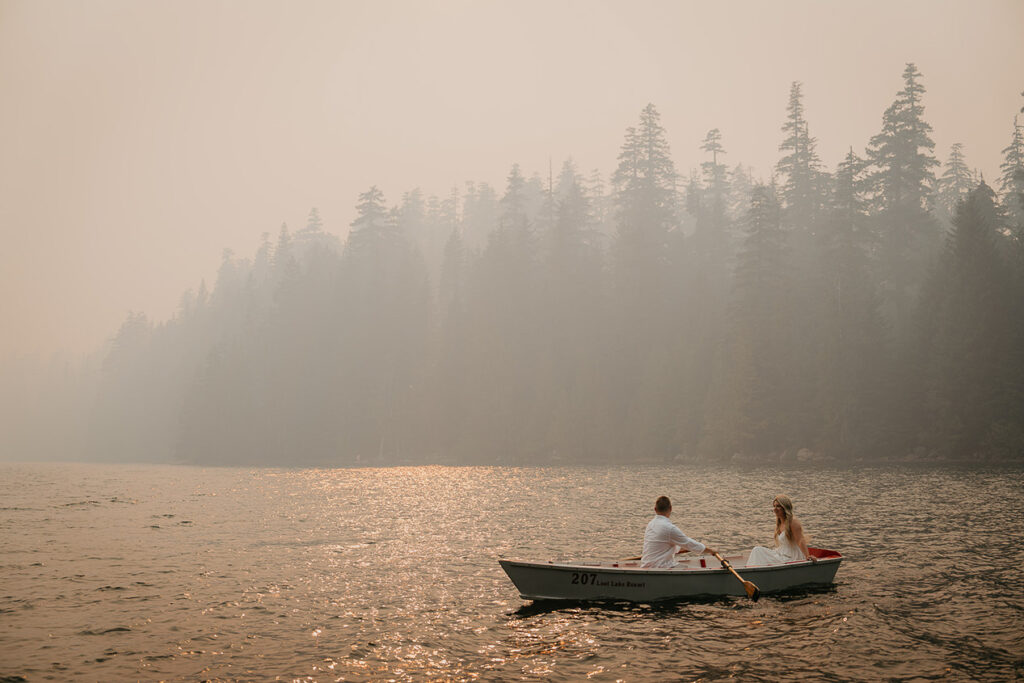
left=1, top=462, right=1022, bottom=681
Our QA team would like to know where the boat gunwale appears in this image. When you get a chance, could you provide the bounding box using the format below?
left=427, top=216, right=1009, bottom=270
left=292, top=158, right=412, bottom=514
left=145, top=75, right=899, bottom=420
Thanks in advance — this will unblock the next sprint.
left=499, top=554, right=842, bottom=577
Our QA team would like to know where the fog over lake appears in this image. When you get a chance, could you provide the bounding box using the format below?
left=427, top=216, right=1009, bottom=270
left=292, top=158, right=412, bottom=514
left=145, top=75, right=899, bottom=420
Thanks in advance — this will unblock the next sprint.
left=3, top=0, right=1024, bottom=465
left=1, top=3, right=1023, bottom=679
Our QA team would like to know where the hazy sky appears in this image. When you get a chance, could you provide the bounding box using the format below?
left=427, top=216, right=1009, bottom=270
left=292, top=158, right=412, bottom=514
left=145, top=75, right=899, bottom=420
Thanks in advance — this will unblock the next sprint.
left=1, top=0, right=1022, bottom=359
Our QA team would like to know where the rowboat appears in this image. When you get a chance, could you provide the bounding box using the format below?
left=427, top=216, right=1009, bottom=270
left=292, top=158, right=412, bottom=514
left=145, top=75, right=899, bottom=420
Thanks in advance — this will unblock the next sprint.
left=499, top=547, right=842, bottom=601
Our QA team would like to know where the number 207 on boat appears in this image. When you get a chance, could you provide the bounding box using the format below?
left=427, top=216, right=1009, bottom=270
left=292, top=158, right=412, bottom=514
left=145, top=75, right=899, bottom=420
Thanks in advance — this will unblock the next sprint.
left=570, top=571, right=598, bottom=585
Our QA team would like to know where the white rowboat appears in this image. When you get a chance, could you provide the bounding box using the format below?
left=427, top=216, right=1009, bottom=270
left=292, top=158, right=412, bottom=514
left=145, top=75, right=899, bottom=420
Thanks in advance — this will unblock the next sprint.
left=499, top=547, right=842, bottom=601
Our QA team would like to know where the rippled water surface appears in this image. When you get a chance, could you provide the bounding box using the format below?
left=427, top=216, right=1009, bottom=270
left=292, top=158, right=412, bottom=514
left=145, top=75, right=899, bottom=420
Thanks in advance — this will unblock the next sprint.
left=1, top=463, right=1022, bottom=681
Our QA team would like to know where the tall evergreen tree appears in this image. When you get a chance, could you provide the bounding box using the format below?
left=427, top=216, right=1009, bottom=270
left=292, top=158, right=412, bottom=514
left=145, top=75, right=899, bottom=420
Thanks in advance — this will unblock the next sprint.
left=692, top=128, right=730, bottom=258
left=272, top=223, right=292, bottom=270
left=773, top=83, right=832, bottom=447
left=916, top=183, right=1016, bottom=459
left=499, top=164, right=529, bottom=232
left=306, top=206, right=323, bottom=232
left=398, top=188, right=426, bottom=241
left=339, top=186, right=430, bottom=462
left=438, top=187, right=460, bottom=249
left=461, top=181, right=498, bottom=253
left=935, top=143, right=975, bottom=218
left=586, top=168, right=612, bottom=238
left=430, top=223, right=469, bottom=458
left=611, top=104, right=679, bottom=282
left=292, top=206, right=340, bottom=261
left=999, top=115, right=1024, bottom=232
left=608, top=104, right=682, bottom=457
left=536, top=161, right=609, bottom=460
left=866, top=63, right=941, bottom=339
left=867, top=63, right=940, bottom=212
left=728, top=164, right=754, bottom=227
left=459, top=164, right=543, bottom=461
left=776, top=82, right=826, bottom=225
left=701, top=183, right=792, bottom=459
left=669, top=133, right=735, bottom=458
left=814, top=149, right=890, bottom=458
left=346, top=186, right=392, bottom=258
left=701, top=129, right=728, bottom=194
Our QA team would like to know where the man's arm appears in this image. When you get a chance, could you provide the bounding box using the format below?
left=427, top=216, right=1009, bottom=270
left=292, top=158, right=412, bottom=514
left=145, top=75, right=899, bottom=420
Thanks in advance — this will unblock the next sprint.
left=668, top=526, right=709, bottom=555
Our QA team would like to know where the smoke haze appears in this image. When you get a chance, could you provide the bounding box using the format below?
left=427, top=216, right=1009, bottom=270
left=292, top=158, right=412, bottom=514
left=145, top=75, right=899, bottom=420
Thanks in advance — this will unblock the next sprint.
left=2, top=0, right=1022, bottom=359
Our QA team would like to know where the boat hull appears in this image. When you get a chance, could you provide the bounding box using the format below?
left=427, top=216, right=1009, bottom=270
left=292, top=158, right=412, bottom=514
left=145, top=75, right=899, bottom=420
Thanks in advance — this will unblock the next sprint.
left=499, top=548, right=842, bottom=601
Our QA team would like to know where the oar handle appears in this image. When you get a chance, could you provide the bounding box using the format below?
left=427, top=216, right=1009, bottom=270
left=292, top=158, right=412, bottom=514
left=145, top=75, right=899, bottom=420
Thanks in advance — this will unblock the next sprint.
left=711, top=552, right=740, bottom=578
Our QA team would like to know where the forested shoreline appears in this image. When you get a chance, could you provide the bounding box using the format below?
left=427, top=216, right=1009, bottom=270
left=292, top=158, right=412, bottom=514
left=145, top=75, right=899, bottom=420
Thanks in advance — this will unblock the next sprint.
left=11, top=64, right=1024, bottom=466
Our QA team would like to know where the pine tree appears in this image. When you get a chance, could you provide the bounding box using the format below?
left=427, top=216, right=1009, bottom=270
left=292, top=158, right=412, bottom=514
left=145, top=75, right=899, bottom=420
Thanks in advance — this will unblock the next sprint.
left=273, top=223, right=292, bottom=269
left=731, top=184, right=787, bottom=332
left=612, top=105, right=678, bottom=246
left=339, top=186, right=429, bottom=462
left=458, top=163, right=545, bottom=461
left=398, top=189, right=426, bottom=240
left=701, top=129, right=728, bottom=194
left=439, top=187, right=459, bottom=238
left=833, top=150, right=870, bottom=233
left=586, top=168, right=612, bottom=238
left=776, top=82, right=826, bottom=225
left=461, top=181, right=498, bottom=253
left=701, top=183, right=791, bottom=459
left=499, top=164, right=529, bottom=233
left=350, top=187, right=388, bottom=236
left=999, top=115, right=1024, bottom=231
left=537, top=161, right=608, bottom=460
left=682, top=170, right=702, bottom=240
left=607, top=104, right=682, bottom=457
left=555, top=157, right=579, bottom=202
left=253, top=231, right=273, bottom=283
left=992, top=98, right=1024, bottom=459
left=549, top=160, right=597, bottom=262
left=345, top=186, right=396, bottom=262
left=916, top=183, right=1015, bottom=459
left=866, top=63, right=941, bottom=341
left=291, top=206, right=340, bottom=262
left=815, top=149, right=890, bottom=458
left=431, top=223, right=469, bottom=458
left=405, top=186, right=446, bottom=281
left=772, top=84, right=831, bottom=449
left=305, top=207, right=323, bottom=232
left=728, top=164, right=754, bottom=227
left=866, top=63, right=939, bottom=212
left=611, top=103, right=678, bottom=294
left=935, top=143, right=975, bottom=218
left=693, top=128, right=730, bottom=258
left=488, top=164, right=535, bottom=279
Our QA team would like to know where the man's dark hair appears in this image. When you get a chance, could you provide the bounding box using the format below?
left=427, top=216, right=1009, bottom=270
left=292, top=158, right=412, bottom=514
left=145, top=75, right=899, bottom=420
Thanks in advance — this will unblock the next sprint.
left=655, top=496, right=672, bottom=513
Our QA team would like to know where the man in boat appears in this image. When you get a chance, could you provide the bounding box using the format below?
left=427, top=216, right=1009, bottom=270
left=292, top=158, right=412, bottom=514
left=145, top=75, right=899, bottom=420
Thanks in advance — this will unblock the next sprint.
left=641, top=495, right=717, bottom=568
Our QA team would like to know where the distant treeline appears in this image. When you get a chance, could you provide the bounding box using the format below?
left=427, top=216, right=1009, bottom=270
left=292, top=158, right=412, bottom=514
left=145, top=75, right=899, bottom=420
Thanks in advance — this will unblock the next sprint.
left=16, top=63, right=1024, bottom=465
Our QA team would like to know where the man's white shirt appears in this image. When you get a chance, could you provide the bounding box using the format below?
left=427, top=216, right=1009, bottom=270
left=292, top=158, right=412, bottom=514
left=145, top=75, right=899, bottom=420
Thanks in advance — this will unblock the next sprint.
left=641, top=514, right=706, bottom=568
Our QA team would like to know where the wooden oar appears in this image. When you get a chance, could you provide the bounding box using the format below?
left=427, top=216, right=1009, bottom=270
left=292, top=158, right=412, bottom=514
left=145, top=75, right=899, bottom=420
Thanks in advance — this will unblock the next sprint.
left=619, top=549, right=689, bottom=562
left=711, top=551, right=760, bottom=601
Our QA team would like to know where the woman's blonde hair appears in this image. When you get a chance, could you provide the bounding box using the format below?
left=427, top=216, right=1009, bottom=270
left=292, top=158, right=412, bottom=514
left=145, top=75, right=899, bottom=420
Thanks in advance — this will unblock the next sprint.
left=773, top=495, right=795, bottom=541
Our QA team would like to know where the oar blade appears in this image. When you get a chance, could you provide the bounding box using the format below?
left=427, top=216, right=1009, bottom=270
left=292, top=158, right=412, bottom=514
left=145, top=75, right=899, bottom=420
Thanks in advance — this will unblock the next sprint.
left=744, top=581, right=760, bottom=602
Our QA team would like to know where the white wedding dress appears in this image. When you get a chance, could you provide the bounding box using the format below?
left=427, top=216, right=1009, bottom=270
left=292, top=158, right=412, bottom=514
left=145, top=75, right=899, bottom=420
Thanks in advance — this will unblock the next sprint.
left=747, top=532, right=804, bottom=566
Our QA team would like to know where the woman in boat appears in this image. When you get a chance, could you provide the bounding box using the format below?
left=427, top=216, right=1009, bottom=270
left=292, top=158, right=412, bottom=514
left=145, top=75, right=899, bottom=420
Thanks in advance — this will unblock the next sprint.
left=746, top=495, right=817, bottom=566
